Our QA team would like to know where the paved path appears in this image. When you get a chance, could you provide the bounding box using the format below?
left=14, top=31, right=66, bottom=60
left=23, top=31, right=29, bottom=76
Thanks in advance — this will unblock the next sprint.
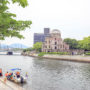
left=0, top=77, right=25, bottom=90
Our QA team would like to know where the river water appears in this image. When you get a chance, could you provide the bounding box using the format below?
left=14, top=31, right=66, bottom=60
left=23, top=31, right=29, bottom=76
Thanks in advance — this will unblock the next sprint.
left=0, top=55, right=90, bottom=90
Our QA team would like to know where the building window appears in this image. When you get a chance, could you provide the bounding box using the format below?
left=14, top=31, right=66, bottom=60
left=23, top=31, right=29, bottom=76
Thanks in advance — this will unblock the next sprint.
left=49, top=46, right=50, bottom=48
left=55, top=46, right=57, bottom=49
left=55, top=42, right=57, bottom=45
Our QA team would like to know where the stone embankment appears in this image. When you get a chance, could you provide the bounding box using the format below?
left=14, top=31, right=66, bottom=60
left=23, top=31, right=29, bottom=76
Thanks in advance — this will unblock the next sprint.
left=43, top=55, right=90, bottom=62
left=0, top=77, right=25, bottom=90
left=22, top=52, right=90, bottom=62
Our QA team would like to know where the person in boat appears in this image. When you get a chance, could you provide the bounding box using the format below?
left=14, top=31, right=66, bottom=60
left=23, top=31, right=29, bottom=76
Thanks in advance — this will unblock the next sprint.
left=0, top=69, right=2, bottom=76
left=6, top=72, right=13, bottom=80
left=9, top=72, right=13, bottom=80
left=7, top=72, right=11, bottom=80
left=4, top=72, right=8, bottom=83
left=16, top=71, right=20, bottom=78
left=13, top=74, right=16, bottom=80
left=5, top=72, right=8, bottom=77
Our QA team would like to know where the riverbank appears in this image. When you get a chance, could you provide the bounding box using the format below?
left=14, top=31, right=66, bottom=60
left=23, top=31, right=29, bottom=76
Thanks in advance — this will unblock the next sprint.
left=22, top=52, right=90, bottom=62
left=43, top=55, right=90, bottom=62
left=0, top=77, right=25, bottom=90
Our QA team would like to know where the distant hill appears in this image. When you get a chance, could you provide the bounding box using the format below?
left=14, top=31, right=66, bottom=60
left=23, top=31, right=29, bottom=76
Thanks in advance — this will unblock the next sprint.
left=0, top=43, right=29, bottom=49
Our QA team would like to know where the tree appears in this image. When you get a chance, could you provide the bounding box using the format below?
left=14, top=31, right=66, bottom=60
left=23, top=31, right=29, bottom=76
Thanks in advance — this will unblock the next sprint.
left=64, top=38, right=78, bottom=49
left=33, top=42, right=42, bottom=52
left=78, top=36, right=90, bottom=51
left=23, top=47, right=34, bottom=52
left=0, top=0, right=32, bottom=40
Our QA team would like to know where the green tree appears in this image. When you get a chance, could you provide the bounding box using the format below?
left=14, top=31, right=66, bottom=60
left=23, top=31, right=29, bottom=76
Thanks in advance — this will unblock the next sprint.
left=78, top=36, right=90, bottom=50
left=0, top=0, right=32, bottom=40
left=64, top=38, right=78, bottom=49
left=33, top=42, right=42, bottom=52
left=23, top=47, right=34, bottom=52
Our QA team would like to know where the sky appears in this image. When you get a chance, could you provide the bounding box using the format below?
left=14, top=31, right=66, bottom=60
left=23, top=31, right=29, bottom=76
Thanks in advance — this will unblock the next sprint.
left=1, top=0, right=90, bottom=47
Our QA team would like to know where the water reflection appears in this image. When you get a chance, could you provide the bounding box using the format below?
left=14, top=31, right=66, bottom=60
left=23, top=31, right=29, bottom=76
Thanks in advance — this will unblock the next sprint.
left=0, top=55, right=90, bottom=90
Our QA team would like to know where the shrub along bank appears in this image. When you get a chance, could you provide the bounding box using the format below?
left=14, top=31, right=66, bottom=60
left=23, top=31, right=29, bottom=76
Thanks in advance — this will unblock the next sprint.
left=85, top=52, right=90, bottom=55
left=38, top=52, right=69, bottom=57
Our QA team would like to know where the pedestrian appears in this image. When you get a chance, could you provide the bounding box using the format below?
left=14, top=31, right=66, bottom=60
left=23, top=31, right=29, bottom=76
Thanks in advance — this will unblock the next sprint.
left=25, top=72, right=28, bottom=78
left=0, top=68, right=3, bottom=76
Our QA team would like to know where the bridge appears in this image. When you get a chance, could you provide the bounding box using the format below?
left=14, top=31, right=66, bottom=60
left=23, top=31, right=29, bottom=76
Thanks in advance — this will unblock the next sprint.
left=0, top=48, right=23, bottom=55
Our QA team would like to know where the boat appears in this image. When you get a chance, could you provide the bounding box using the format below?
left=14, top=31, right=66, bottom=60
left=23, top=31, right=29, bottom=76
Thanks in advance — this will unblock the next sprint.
left=7, top=51, right=13, bottom=55
left=7, top=68, right=27, bottom=84
left=14, top=76, right=27, bottom=83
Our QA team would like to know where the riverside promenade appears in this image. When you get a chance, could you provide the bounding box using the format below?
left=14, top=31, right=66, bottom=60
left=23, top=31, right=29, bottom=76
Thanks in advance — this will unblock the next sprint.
left=0, top=77, right=25, bottom=90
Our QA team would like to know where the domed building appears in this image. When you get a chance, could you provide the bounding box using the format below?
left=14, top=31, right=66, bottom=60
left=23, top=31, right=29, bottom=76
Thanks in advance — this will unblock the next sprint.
left=42, top=29, right=69, bottom=52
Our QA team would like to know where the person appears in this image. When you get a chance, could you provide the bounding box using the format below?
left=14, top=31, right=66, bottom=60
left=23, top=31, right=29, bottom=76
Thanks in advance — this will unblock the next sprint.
left=16, top=71, right=20, bottom=78
left=25, top=72, right=28, bottom=77
left=21, top=76, right=24, bottom=83
left=4, top=72, right=8, bottom=83
left=5, top=72, right=8, bottom=77
left=13, top=74, right=16, bottom=80
left=0, top=68, right=2, bottom=76
left=5, top=72, right=9, bottom=79
left=8, top=72, right=12, bottom=80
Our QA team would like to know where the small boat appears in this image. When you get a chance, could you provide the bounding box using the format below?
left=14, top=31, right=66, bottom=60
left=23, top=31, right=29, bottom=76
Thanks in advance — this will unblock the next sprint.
left=14, top=76, right=27, bottom=83
left=7, top=68, right=27, bottom=84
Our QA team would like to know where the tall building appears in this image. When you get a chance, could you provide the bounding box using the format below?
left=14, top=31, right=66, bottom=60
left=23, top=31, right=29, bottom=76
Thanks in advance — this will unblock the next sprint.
left=34, top=28, right=50, bottom=44
left=44, top=28, right=50, bottom=34
left=42, top=29, right=69, bottom=52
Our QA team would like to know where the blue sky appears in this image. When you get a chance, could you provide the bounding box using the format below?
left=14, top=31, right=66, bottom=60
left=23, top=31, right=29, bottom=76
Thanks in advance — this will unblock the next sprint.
left=1, top=0, right=90, bottom=47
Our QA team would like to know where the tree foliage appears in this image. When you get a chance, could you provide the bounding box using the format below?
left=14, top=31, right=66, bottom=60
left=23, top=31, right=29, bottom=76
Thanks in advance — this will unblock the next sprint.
left=78, top=36, right=90, bottom=50
left=64, top=38, right=78, bottom=49
left=0, top=0, right=32, bottom=40
left=64, top=36, right=90, bottom=51
left=23, top=47, right=34, bottom=52
left=33, top=42, right=42, bottom=52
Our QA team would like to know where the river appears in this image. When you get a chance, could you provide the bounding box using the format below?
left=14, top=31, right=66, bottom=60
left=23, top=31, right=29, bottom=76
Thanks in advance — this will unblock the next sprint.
left=0, top=55, right=90, bottom=90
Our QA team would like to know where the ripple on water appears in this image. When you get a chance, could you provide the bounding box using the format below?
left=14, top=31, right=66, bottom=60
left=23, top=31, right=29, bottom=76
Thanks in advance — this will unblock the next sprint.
left=0, top=55, right=90, bottom=90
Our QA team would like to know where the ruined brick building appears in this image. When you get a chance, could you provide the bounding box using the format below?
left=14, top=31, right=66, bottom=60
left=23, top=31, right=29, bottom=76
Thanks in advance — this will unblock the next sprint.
left=42, top=29, right=69, bottom=52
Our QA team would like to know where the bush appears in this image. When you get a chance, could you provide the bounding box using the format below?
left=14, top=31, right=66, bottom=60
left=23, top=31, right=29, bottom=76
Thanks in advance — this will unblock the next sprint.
left=38, top=52, right=69, bottom=57
left=23, top=48, right=34, bottom=52
left=38, top=52, right=46, bottom=56
left=85, top=53, right=90, bottom=55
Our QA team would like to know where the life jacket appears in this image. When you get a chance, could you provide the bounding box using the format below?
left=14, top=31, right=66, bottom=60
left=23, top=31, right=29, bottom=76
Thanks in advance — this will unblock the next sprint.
left=0, top=69, right=2, bottom=73
left=5, top=73, right=8, bottom=77
left=16, top=72, right=20, bottom=75
left=9, top=73, right=11, bottom=76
